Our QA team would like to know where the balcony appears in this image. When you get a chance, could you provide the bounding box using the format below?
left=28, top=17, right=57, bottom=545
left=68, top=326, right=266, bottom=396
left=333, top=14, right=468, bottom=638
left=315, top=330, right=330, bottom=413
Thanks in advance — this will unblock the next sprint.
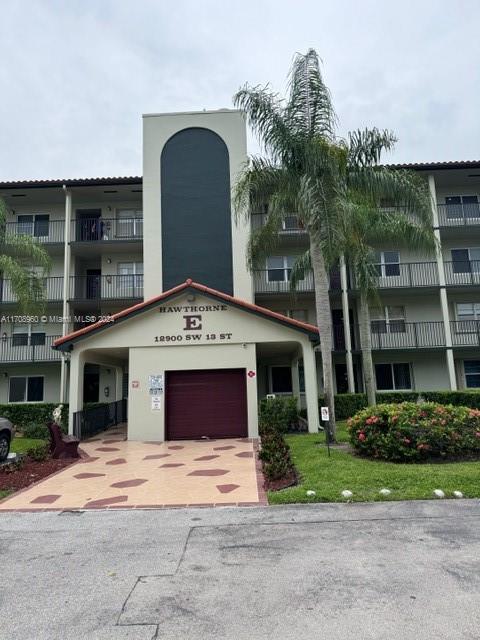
left=251, top=214, right=308, bottom=236
left=253, top=269, right=315, bottom=294
left=370, top=322, right=446, bottom=350
left=0, top=277, right=64, bottom=303
left=444, top=260, right=480, bottom=286
left=451, top=321, right=480, bottom=347
left=2, top=219, right=65, bottom=244
left=366, top=262, right=439, bottom=289
left=69, top=274, right=144, bottom=301
left=71, top=217, right=143, bottom=242
left=0, top=335, right=62, bottom=362
left=437, top=203, right=480, bottom=228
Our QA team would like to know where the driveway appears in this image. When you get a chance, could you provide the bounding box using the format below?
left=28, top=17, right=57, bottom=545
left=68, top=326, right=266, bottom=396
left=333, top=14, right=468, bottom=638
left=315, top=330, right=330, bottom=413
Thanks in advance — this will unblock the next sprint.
left=0, top=427, right=265, bottom=510
left=1, top=501, right=479, bottom=639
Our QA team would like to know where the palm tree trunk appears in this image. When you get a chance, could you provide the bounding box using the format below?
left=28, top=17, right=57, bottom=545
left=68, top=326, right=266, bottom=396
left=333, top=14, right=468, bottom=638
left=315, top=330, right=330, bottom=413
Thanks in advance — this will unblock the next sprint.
left=358, top=290, right=376, bottom=406
left=309, top=238, right=336, bottom=441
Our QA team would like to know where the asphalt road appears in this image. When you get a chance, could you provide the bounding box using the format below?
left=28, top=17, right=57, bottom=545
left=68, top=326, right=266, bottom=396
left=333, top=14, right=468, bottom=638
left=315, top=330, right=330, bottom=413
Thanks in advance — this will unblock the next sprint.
left=1, top=500, right=480, bottom=639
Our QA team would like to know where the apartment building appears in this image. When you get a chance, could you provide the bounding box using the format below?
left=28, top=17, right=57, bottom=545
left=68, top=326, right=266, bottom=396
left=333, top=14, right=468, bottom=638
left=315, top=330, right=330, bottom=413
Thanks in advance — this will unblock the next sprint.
left=0, top=109, right=479, bottom=439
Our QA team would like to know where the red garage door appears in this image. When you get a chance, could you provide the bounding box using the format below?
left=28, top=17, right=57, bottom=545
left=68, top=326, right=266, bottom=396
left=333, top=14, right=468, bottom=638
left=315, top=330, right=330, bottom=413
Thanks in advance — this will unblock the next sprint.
left=166, top=369, right=248, bottom=440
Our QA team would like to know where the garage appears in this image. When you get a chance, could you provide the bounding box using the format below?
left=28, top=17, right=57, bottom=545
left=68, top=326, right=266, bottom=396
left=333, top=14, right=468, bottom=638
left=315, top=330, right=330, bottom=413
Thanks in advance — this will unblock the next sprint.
left=165, top=369, right=248, bottom=440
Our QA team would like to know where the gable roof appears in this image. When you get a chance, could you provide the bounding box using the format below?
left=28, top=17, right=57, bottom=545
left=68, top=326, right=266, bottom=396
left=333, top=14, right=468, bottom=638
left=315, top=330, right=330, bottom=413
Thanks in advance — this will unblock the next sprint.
left=53, top=279, right=320, bottom=351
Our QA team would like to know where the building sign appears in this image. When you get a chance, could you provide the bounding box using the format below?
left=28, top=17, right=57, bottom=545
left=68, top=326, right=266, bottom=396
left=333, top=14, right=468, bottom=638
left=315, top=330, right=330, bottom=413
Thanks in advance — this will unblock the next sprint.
left=321, top=406, right=330, bottom=421
left=148, top=374, right=164, bottom=394
left=131, top=380, right=139, bottom=389
left=151, top=396, right=162, bottom=411
left=154, top=304, right=233, bottom=344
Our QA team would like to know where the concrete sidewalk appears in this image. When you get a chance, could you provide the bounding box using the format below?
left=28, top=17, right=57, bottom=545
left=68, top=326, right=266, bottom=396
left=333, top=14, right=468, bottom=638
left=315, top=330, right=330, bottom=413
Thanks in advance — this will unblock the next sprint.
left=1, top=500, right=479, bottom=639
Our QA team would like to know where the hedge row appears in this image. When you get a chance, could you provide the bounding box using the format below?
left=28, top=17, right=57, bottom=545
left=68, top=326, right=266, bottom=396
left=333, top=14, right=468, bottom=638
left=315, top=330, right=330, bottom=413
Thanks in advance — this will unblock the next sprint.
left=317, top=391, right=480, bottom=420
left=0, top=402, right=110, bottom=430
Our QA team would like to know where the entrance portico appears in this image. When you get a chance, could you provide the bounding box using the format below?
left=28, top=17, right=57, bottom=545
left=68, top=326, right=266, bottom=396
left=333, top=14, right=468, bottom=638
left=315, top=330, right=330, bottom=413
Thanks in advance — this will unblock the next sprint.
left=54, top=280, right=320, bottom=440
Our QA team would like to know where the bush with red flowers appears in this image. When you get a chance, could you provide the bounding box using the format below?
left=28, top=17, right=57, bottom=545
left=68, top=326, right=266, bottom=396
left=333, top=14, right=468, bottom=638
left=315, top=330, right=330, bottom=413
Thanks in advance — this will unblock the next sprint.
left=347, top=402, right=480, bottom=462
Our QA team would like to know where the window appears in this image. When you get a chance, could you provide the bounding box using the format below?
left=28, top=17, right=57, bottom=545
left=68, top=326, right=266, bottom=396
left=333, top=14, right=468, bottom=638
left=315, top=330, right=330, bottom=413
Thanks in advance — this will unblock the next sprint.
left=455, top=303, right=480, bottom=334
left=12, top=324, right=45, bottom=347
left=451, top=248, right=480, bottom=274
left=270, top=366, right=293, bottom=393
left=374, top=251, right=400, bottom=277
left=117, top=262, right=143, bottom=296
left=464, top=361, right=480, bottom=388
left=371, top=306, right=406, bottom=333
left=16, top=214, right=50, bottom=238
left=375, top=363, right=411, bottom=391
left=116, top=209, right=143, bottom=238
left=9, top=376, right=44, bottom=402
left=445, top=195, right=480, bottom=220
left=266, top=256, right=301, bottom=282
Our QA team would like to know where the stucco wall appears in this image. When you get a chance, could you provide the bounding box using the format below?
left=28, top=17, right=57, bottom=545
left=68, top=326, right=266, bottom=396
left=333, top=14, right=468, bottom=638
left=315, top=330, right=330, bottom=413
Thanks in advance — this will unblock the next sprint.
left=142, top=110, right=252, bottom=301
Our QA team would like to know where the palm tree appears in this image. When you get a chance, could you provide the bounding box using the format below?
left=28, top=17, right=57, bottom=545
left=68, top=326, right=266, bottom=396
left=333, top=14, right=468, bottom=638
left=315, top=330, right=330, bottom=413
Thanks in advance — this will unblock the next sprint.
left=0, top=197, right=51, bottom=313
left=234, top=49, right=344, bottom=439
left=340, top=134, right=435, bottom=404
left=234, top=50, right=436, bottom=437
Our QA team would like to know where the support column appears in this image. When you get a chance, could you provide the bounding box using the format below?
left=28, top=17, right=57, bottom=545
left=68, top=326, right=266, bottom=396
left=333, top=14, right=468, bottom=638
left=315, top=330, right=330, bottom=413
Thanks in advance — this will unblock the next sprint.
left=291, top=357, right=301, bottom=410
left=429, top=175, right=457, bottom=390
left=302, top=341, right=319, bottom=433
left=60, top=186, right=73, bottom=403
left=114, top=366, right=123, bottom=401
left=67, top=350, right=85, bottom=435
left=340, top=255, right=355, bottom=392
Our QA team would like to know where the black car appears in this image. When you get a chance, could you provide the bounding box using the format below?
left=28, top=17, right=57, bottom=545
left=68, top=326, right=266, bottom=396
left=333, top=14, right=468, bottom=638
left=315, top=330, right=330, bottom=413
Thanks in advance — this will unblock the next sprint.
left=0, top=417, right=13, bottom=462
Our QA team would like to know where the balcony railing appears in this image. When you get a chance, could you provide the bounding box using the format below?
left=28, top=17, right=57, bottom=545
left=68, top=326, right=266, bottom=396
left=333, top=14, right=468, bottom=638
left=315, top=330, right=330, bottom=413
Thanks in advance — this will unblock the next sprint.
left=71, top=217, right=143, bottom=242
left=253, top=269, right=315, bottom=294
left=0, top=335, right=62, bottom=362
left=444, top=260, right=480, bottom=286
left=251, top=214, right=307, bottom=235
left=69, top=274, right=144, bottom=300
left=1, top=220, right=65, bottom=244
left=451, top=321, right=480, bottom=347
left=367, top=262, right=439, bottom=288
left=437, top=203, right=480, bottom=227
left=0, top=277, right=64, bottom=303
left=369, top=321, right=446, bottom=349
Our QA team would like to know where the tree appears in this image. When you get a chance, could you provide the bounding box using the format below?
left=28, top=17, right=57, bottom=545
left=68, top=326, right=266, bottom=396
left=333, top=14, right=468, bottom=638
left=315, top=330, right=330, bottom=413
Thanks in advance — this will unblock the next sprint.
left=0, top=197, right=51, bottom=313
left=234, top=49, right=345, bottom=440
left=340, top=133, right=435, bottom=404
left=234, top=49, right=435, bottom=438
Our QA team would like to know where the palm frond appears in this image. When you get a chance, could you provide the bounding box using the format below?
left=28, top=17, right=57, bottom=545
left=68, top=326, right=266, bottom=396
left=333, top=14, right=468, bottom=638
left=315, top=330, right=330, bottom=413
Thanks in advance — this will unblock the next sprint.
left=347, top=128, right=397, bottom=168
left=285, top=49, right=337, bottom=140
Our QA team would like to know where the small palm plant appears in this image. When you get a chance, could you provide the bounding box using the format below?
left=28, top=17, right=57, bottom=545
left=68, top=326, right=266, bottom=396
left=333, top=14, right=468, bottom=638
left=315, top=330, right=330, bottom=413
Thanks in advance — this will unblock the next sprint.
left=0, top=197, right=51, bottom=313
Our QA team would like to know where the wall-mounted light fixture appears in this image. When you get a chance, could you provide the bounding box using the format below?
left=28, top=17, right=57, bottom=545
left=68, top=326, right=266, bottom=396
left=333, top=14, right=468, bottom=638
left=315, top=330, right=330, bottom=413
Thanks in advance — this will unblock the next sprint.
left=107, top=258, right=112, bottom=264
left=104, top=386, right=110, bottom=398
left=1, top=332, right=7, bottom=343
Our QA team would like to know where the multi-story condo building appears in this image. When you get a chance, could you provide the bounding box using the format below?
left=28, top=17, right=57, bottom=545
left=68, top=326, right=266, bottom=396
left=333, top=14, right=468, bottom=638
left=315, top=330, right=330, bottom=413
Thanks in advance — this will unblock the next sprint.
left=0, top=109, right=479, bottom=440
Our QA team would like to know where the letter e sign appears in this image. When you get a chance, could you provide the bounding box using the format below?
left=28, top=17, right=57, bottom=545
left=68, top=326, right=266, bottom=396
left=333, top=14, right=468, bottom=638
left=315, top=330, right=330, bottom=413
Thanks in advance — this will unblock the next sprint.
left=183, top=315, right=202, bottom=331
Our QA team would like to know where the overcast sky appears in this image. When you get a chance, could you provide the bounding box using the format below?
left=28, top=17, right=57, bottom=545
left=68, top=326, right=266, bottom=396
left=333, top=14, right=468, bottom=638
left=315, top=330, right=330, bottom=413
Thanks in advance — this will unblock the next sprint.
left=0, top=0, right=479, bottom=181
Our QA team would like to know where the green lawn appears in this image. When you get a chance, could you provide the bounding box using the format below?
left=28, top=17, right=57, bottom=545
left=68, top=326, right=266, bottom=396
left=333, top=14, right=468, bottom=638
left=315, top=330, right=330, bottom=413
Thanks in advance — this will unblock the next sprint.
left=0, top=438, right=46, bottom=501
left=269, top=425, right=480, bottom=504
left=10, top=437, right=46, bottom=454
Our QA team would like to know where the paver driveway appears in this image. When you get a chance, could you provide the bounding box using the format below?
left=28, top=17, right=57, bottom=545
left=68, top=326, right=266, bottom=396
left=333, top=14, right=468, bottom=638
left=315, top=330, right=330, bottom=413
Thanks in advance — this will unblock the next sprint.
left=0, top=426, right=266, bottom=511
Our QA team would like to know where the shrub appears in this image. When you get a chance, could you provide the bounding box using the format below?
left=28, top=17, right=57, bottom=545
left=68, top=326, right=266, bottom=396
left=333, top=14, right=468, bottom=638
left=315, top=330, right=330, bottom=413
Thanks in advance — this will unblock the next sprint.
left=259, top=430, right=295, bottom=480
left=348, top=402, right=480, bottom=462
left=22, top=421, right=67, bottom=439
left=259, top=397, right=298, bottom=435
left=0, top=403, right=69, bottom=430
left=26, top=441, right=50, bottom=462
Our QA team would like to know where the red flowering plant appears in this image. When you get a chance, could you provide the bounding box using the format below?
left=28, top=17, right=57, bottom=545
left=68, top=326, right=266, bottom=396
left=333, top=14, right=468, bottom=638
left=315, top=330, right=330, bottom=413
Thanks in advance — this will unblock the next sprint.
left=347, top=402, right=480, bottom=462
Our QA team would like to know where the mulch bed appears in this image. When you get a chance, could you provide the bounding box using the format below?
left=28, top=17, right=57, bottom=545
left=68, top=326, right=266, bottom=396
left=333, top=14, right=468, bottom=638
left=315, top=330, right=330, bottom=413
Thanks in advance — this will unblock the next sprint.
left=264, top=469, right=298, bottom=492
left=0, top=457, right=76, bottom=493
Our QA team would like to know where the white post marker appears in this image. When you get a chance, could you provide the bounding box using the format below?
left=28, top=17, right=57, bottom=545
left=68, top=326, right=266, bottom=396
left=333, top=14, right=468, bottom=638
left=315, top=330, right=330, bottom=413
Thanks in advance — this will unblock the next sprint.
left=321, top=406, right=331, bottom=456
